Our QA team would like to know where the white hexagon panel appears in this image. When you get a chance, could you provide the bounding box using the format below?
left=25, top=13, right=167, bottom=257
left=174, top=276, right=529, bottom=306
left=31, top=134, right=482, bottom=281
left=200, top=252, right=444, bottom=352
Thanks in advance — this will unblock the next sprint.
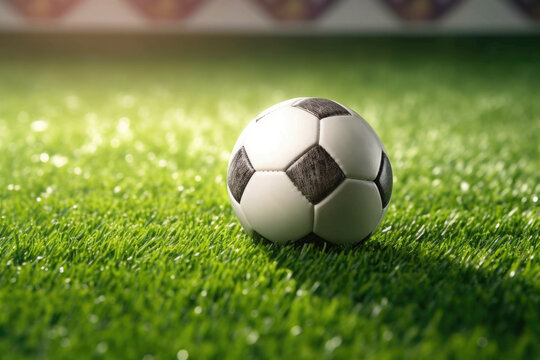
left=244, top=106, right=319, bottom=171
left=240, top=172, right=313, bottom=243
left=314, top=179, right=383, bottom=245
left=319, top=114, right=382, bottom=181
left=338, top=104, right=387, bottom=152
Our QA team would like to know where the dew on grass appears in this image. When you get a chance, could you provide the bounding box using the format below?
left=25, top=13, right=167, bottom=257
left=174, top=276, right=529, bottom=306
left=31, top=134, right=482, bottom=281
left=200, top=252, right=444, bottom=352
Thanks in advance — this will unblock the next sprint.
left=51, top=155, right=68, bottom=167
left=194, top=306, right=202, bottom=314
left=246, top=331, right=259, bottom=345
left=82, top=142, right=98, bottom=154
left=290, top=326, right=302, bottom=336
left=220, top=151, right=230, bottom=161
left=96, top=342, right=108, bottom=354
left=325, top=336, right=342, bottom=352
left=477, top=337, right=488, bottom=348
left=61, top=338, right=71, bottom=348
left=40, top=187, right=54, bottom=199
left=176, top=349, right=189, bottom=360
left=31, top=120, right=48, bottom=132
left=117, top=117, right=131, bottom=134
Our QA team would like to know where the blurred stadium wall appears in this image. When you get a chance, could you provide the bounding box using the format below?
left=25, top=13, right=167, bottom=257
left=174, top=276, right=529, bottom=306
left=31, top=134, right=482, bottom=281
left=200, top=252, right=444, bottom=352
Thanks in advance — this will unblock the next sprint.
left=0, top=0, right=538, bottom=33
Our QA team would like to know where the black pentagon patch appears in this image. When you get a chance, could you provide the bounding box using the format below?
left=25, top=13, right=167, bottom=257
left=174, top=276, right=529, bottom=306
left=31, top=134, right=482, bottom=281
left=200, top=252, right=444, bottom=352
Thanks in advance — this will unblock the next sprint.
left=375, top=152, right=393, bottom=208
left=293, top=98, right=350, bottom=119
left=286, top=145, right=345, bottom=204
left=227, top=146, right=255, bottom=203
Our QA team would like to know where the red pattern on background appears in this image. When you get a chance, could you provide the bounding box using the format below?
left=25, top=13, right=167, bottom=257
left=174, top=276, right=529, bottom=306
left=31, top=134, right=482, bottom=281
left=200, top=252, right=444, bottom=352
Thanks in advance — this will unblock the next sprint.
left=126, top=0, right=207, bottom=20
left=251, top=0, right=340, bottom=21
left=382, top=0, right=462, bottom=21
left=510, top=0, right=540, bottom=20
left=7, top=0, right=81, bottom=19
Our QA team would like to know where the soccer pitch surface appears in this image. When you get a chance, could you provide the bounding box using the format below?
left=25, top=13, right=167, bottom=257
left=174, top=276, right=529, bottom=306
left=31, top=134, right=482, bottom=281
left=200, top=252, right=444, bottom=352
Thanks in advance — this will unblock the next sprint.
left=0, top=36, right=538, bottom=359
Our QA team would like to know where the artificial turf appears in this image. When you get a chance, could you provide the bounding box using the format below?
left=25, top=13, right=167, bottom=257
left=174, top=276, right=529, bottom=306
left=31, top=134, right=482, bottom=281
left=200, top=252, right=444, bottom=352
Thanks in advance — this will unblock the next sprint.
left=0, top=36, right=538, bottom=360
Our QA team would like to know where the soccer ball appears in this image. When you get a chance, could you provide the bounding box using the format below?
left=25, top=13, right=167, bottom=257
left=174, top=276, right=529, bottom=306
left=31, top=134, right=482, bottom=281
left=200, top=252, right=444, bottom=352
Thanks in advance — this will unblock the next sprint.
left=227, top=97, right=392, bottom=245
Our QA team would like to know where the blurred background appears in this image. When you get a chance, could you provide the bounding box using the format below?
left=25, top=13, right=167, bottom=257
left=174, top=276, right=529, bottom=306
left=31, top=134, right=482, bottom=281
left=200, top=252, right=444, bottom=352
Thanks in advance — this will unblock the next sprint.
left=0, top=0, right=538, bottom=34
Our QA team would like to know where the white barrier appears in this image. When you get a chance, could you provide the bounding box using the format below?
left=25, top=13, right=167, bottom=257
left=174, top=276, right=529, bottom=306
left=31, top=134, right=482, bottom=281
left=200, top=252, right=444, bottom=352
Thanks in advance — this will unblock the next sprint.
left=0, top=0, right=538, bottom=33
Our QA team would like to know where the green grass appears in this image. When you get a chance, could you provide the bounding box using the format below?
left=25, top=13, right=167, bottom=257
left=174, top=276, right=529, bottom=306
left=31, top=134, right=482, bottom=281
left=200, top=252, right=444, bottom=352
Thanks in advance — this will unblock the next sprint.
left=0, top=36, right=538, bottom=360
